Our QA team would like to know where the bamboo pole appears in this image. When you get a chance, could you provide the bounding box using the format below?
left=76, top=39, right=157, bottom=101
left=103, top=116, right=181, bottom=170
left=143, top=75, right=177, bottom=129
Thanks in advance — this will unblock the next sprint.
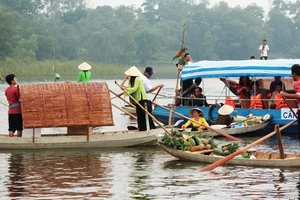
left=110, top=90, right=136, bottom=108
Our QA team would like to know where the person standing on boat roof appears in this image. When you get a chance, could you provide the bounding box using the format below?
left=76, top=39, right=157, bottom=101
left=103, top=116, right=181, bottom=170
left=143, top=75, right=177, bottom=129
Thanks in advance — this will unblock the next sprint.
left=141, top=66, right=164, bottom=99
left=120, top=66, right=156, bottom=131
left=237, top=76, right=252, bottom=108
left=77, top=62, right=92, bottom=83
left=250, top=56, right=256, bottom=60
left=181, top=108, right=209, bottom=131
left=280, top=64, right=300, bottom=140
left=5, top=74, right=23, bottom=137
left=258, top=39, right=270, bottom=60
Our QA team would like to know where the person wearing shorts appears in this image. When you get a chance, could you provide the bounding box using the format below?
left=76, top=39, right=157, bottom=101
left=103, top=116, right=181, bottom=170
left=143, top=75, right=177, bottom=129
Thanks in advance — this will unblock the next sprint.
left=5, top=74, right=23, bottom=137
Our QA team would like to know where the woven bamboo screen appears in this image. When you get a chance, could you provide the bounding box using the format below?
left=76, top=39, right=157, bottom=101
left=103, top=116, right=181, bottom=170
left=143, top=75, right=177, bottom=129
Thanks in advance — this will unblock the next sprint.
left=19, top=82, right=114, bottom=128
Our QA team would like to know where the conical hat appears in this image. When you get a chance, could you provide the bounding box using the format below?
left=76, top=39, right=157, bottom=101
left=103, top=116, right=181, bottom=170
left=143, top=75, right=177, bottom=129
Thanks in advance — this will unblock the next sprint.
left=124, top=66, right=142, bottom=77
left=78, top=62, right=92, bottom=70
left=218, top=104, right=234, bottom=115
left=188, top=107, right=204, bottom=116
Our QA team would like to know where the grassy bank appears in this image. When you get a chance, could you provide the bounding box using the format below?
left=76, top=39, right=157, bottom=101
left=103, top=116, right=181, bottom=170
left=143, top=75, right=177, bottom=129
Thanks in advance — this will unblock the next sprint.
left=0, top=59, right=178, bottom=82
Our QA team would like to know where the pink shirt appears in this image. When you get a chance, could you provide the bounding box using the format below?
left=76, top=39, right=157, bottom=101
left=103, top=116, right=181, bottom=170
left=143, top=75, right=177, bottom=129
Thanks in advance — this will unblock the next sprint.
left=5, top=85, right=21, bottom=114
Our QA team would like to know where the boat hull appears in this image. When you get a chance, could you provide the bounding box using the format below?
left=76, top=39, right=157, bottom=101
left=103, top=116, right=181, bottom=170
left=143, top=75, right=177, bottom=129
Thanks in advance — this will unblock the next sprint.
left=153, top=106, right=298, bottom=133
left=0, top=128, right=166, bottom=149
left=161, top=145, right=300, bottom=167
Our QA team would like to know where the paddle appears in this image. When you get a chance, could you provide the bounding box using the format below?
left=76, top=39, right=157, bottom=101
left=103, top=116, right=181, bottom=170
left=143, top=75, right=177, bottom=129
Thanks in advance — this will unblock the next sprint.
left=282, top=97, right=298, bottom=118
left=223, top=114, right=253, bottom=129
left=153, top=102, right=242, bottom=142
left=152, top=87, right=162, bottom=103
left=110, top=90, right=136, bottom=108
left=200, top=119, right=297, bottom=171
left=115, top=81, right=171, bottom=136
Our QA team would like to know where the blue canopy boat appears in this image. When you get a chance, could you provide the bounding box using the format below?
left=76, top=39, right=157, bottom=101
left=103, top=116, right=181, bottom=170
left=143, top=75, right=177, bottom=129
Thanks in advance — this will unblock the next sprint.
left=153, top=59, right=300, bottom=133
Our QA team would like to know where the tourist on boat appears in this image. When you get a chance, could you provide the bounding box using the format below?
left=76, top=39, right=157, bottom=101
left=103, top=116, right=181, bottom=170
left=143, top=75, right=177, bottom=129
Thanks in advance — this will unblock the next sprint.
left=280, top=64, right=300, bottom=140
left=188, top=86, right=209, bottom=107
left=215, top=105, right=234, bottom=126
left=181, top=108, right=209, bottom=131
left=120, top=66, right=156, bottom=131
left=5, top=74, right=23, bottom=137
left=237, top=76, right=252, bottom=108
left=77, top=62, right=92, bottom=83
left=249, top=81, right=263, bottom=109
left=269, top=76, right=285, bottom=94
left=269, top=82, right=288, bottom=109
left=258, top=39, right=270, bottom=60
left=141, top=66, right=164, bottom=99
left=181, top=78, right=202, bottom=97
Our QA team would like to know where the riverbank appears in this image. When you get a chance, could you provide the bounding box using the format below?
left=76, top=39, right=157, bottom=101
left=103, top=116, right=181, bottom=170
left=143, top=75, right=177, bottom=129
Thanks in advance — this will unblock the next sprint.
left=0, top=59, right=177, bottom=81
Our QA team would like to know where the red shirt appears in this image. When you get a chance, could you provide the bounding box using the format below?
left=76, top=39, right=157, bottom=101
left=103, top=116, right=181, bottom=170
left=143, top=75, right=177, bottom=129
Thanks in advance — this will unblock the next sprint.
left=294, top=80, right=300, bottom=103
left=237, top=83, right=252, bottom=99
left=5, top=85, right=21, bottom=114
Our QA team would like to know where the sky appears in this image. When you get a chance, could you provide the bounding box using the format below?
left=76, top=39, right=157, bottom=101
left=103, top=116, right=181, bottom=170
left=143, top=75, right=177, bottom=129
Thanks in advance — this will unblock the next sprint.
left=88, top=0, right=271, bottom=11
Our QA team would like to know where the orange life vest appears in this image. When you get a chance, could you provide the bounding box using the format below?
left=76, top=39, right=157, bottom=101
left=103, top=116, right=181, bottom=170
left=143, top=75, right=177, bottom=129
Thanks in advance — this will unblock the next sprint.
left=225, top=96, right=235, bottom=108
left=249, top=94, right=263, bottom=109
left=274, top=93, right=288, bottom=109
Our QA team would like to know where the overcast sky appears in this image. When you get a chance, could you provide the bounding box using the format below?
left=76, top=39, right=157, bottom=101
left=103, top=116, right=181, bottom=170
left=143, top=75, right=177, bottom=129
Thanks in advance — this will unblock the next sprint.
left=88, top=0, right=270, bottom=11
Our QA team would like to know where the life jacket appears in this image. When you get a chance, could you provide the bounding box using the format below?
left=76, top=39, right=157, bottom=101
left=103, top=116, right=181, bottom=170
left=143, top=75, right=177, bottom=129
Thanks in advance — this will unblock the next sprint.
left=274, top=93, right=288, bottom=109
left=225, top=96, right=235, bottom=108
left=249, top=94, right=263, bottom=109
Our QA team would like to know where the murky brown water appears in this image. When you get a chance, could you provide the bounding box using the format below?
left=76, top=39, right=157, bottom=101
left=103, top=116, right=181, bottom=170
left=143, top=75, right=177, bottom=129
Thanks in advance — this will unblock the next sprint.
left=0, top=79, right=299, bottom=199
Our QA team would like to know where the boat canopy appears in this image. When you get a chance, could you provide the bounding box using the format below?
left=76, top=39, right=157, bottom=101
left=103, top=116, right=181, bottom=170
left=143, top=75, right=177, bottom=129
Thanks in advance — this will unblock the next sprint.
left=181, top=59, right=300, bottom=80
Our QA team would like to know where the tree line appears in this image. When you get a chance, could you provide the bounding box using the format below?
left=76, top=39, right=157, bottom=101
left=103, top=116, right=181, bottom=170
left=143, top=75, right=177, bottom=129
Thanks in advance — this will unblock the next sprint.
left=0, top=0, right=299, bottom=67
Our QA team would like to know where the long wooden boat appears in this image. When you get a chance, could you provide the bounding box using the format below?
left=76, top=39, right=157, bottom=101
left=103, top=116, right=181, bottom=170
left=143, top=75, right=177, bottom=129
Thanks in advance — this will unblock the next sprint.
left=202, top=119, right=270, bottom=136
left=0, top=128, right=166, bottom=149
left=160, top=145, right=300, bottom=167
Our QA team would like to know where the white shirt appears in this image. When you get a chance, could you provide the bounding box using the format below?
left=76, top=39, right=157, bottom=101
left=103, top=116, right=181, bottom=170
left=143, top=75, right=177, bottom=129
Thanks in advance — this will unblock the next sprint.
left=141, top=74, right=152, bottom=98
left=259, top=44, right=269, bottom=57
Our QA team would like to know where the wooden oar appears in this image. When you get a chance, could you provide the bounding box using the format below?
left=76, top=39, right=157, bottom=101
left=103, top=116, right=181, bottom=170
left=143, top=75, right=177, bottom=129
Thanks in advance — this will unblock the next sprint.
left=200, top=119, right=297, bottom=171
left=111, top=103, right=137, bottom=120
left=223, top=114, right=253, bottom=129
left=110, top=90, right=136, bottom=108
left=275, top=124, right=285, bottom=159
left=111, top=92, right=124, bottom=100
left=115, top=81, right=171, bottom=135
left=152, top=87, right=162, bottom=103
left=153, top=102, right=242, bottom=142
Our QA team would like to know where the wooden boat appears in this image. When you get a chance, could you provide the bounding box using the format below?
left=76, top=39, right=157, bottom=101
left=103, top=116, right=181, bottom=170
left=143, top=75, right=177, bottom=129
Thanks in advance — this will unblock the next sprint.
left=160, top=145, right=300, bottom=167
left=0, top=128, right=166, bottom=149
left=202, top=117, right=271, bottom=136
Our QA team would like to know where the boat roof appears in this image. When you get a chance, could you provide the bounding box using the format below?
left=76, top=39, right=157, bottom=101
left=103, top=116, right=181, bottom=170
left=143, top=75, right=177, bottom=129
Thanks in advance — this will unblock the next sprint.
left=181, top=59, right=300, bottom=80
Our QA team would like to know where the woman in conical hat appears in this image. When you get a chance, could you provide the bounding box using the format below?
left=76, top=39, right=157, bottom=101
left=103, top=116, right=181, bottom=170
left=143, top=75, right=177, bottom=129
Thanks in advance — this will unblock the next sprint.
left=120, top=66, right=156, bottom=131
left=182, top=107, right=209, bottom=131
left=215, top=104, right=234, bottom=126
left=77, top=62, right=92, bottom=83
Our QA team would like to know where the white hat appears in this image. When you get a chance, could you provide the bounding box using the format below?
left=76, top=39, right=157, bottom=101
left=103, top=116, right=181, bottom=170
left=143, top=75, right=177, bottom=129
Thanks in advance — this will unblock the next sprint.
left=189, top=107, right=204, bottom=116
left=78, top=62, right=92, bottom=70
left=124, top=66, right=142, bottom=77
left=218, top=104, right=234, bottom=115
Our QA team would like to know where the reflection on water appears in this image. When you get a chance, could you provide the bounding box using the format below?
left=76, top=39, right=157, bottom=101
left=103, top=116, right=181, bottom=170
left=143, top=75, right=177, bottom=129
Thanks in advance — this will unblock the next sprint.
left=0, top=79, right=300, bottom=199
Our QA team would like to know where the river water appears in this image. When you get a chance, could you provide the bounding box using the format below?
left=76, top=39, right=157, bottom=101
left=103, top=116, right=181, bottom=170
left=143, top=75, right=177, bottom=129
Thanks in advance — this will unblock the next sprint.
left=0, top=79, right=300, bottom=199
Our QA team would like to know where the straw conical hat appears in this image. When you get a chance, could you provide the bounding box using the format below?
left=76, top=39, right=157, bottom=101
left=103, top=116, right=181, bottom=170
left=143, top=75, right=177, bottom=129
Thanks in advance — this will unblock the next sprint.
left=218, top=104, right=234, bottom=115
left=78, top=62, right=92, bottom=70
left=124, top=66, right=142, bottom=77
left=189, top=107, right=204, bottom=116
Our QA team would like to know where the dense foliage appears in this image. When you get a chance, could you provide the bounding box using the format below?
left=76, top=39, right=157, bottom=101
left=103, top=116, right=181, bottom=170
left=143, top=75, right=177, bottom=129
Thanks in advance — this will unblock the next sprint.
left=0, top=0, right=299, bottom=67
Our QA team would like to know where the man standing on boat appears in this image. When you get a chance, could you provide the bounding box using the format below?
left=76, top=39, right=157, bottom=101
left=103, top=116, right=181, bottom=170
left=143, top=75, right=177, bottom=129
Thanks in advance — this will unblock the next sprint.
left=258, top=39, right=270, bottom=60
left=280, top=64, right=300, bottom=140
left=142, top=66, right=164, bottom=99
left=5, top=74, right=23, bottom=137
